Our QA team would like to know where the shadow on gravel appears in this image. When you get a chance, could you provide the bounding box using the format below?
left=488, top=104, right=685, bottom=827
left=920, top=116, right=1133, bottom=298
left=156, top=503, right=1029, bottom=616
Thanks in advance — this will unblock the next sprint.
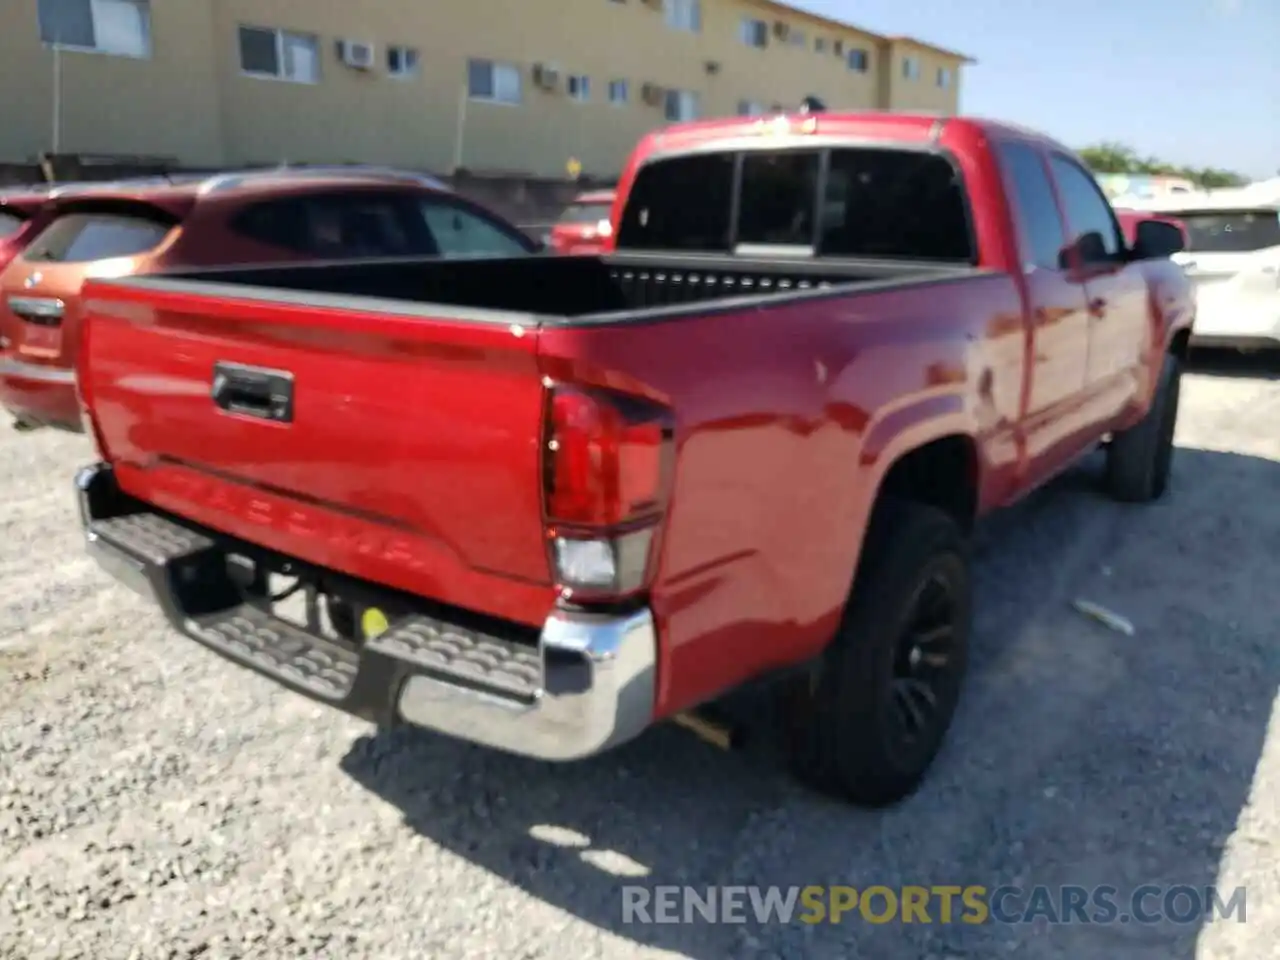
left=342, top=446, right=1278, bottom=960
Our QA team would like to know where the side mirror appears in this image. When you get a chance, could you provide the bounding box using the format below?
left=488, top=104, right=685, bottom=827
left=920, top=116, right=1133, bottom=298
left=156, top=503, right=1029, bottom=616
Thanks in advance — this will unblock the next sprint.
left=1131, top=219, right=1186, bottom=259
left=1058, top=230, right=1108, bottom=270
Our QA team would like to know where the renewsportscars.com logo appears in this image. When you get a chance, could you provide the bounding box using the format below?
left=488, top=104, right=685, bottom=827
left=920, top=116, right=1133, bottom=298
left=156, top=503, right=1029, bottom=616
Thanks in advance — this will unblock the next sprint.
left=620, top=884, right=1248, bottom=926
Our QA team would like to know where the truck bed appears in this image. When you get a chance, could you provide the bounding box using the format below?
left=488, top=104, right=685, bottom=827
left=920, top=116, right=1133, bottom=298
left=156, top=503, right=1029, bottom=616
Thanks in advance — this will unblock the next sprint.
left=128, top=252, right=983, bottom=322
left=76, top=246, right=1003, bottom=647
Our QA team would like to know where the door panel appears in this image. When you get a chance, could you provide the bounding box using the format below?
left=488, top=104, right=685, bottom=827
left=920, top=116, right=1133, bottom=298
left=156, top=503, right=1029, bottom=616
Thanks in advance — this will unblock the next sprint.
left=1047, top=154, right=1149, bottom=398
left=1081, top=269, right=1148, bottom=385
left=992, top=140, right=1092, bottom=476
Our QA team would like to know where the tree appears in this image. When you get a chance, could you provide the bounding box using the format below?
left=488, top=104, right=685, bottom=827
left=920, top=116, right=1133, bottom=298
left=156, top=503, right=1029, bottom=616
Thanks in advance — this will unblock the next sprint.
left=1077, top=141, right=1249, bottom=189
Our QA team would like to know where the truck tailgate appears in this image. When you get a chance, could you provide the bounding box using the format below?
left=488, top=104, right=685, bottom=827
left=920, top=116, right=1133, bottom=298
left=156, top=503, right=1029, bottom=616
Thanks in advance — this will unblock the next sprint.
left=79, top=280, right=554, bottom=625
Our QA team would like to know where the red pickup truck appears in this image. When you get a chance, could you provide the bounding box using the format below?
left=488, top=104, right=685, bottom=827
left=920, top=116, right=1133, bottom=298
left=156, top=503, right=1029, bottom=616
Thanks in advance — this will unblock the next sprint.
left=73, top=112, right=1192, bottom=807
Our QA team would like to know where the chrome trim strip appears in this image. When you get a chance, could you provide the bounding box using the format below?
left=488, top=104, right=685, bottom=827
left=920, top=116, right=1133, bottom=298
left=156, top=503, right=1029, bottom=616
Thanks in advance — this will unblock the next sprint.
left=0, top=356, right=74, bottom=383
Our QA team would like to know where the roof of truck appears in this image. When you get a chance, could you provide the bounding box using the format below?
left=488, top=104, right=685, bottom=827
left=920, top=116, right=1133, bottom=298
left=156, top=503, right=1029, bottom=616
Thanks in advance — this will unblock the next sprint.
left=643, top=110, right=1076, bottom=160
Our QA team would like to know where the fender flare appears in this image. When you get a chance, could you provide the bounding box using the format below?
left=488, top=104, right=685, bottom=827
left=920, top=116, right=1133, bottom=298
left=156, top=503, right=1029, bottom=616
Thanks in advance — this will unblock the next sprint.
left=842, top=392, right=981, bottom=577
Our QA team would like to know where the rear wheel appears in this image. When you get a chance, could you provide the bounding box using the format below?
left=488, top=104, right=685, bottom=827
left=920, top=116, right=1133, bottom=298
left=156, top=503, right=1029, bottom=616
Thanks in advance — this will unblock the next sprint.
left=785, top=498, right=971, bottom=807
left=1105, top=353, right=1181, bottom=503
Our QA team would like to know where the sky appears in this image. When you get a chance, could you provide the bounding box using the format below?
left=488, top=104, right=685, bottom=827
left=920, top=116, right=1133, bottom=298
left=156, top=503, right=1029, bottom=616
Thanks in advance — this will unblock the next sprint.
left=797, top=0, right=1279, bottom=180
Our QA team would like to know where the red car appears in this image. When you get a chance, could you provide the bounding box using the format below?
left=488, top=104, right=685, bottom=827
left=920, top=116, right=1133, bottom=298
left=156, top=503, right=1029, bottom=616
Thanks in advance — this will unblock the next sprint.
left=0, top=168, right=538, bottom=431
left=1114, top=207, right=1188, bottom=250
left=76, top=112, right=1190, bottom=806
left=546, top=189, right=616, bottom=254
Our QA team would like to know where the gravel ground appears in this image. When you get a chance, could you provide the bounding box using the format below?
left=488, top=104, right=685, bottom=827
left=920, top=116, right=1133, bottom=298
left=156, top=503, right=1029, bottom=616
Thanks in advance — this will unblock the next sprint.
left=1, top=357, right=1277, bottom=960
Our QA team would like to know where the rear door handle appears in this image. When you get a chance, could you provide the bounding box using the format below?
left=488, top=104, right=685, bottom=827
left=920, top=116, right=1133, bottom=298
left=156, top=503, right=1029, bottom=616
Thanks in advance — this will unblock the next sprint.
left=211, top=361, right=294, bottom=423
left=1088, top=298, right=1106, bottom=318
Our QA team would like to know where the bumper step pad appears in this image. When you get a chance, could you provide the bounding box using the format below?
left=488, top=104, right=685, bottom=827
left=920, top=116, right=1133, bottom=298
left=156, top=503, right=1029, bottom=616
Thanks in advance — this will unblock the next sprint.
left=366, top=617, right=542, bottom=701
left=86, top=504, right=539, bottom=708
left=91, top=512, right=213, bottom=565
left=188, top=604, right=359, bottom=701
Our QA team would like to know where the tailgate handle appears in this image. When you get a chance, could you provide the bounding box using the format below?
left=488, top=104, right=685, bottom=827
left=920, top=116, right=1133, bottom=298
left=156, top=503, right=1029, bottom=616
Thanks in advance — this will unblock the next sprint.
left=7, top=296, right=65, bottom=325
left=211, top=362, right=294, bottom=423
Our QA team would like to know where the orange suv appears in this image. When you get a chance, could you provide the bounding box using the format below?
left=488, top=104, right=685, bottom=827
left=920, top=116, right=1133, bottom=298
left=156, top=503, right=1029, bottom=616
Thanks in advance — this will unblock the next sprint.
left=0, top=184, right=63, bottom=274
left=0, top=168, right=539, bottom=431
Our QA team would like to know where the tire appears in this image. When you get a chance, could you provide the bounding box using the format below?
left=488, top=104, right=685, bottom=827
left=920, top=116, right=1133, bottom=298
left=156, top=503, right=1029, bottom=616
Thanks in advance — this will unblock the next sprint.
left=1105, top=353, right=1181, bottom=503
left=785, top=497, right=972, bottom=807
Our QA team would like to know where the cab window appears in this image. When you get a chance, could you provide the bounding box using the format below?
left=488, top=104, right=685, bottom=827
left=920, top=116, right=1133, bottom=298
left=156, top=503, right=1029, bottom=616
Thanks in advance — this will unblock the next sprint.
left=996, top=142, right=1068, bottom=270
left=616, top=146, right=974, bottom=262
left=1048, top=155, right=1125, bottom=265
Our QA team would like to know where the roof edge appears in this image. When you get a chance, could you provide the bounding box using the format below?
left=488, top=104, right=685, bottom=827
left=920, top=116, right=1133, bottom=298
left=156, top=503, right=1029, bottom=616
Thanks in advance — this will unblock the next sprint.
left=882, top=35, right=977, bottom=65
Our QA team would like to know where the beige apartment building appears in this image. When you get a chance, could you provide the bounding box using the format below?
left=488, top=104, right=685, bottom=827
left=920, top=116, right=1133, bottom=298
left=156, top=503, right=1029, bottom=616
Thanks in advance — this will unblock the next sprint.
left=0, top=0, right=974, bottom=179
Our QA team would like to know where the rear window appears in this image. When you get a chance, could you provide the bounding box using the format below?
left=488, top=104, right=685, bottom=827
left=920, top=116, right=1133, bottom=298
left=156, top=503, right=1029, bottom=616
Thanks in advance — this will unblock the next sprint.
left=615, top=146, right=974, bottom=262
left=1174, top=210, right=1280, bottom=253
left=0, top=212, right=25, bottom=239
left=230, top=191, right=533, bottom=259
left=23, top=213, right=174, bottom=263
left=558, top=203, right=613, bottom=224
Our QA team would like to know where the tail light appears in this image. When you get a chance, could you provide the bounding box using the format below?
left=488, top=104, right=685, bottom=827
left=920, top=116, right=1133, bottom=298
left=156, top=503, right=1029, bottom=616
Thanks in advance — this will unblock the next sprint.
left=541, top=381, right=673, bottom=602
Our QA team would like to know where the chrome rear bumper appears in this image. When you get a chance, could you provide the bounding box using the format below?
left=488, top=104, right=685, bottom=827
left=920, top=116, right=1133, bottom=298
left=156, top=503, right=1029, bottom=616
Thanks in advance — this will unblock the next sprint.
left=75, top=461, right=657, bottom=761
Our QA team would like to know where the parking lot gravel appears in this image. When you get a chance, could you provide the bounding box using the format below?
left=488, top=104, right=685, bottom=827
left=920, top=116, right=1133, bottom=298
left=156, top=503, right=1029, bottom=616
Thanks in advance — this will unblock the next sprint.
left=1, top=357, right=1277, bottom=959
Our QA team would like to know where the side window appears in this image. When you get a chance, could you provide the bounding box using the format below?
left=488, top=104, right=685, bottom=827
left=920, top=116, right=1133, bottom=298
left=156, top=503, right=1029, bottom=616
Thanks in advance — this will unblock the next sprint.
left=1048, top=155, right=1124, bottom=264
left=0, top=212, right=24, bottom=238
left=419, top=203, right=531, bottom=258
left=23, top=213, right=173, bottom=263
left=231, top=197, right=311, bottom=254
left=995, top=142, right=1068, bottom=270
left=232, top=193, right=435, bottom=258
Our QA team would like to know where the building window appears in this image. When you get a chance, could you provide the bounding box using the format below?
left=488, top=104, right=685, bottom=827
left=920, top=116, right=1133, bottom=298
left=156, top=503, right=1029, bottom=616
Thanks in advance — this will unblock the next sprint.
left=38, top=0, right=151, bottom=58
left=737, top=100, right=765, bottom=117
left=902, top=55, right=921, bottom=80
left=664, top=0, right=700, bottom=33
left=567, top=74, right=590, bottom=102
left=387, top=45, right=419, bottom=78
left=238, top=26, right=319, bottom=83
left=467, top=58, right=521, bottom=104
left=847, top=48, right=869, bottom=72
left=814, top=37, right=826, bottom=53
left=664, top=89, right=699, bottom=122
left=789, top=29, right=806, bottom=47
left=608, top=79, right=629, bottom=104
left=740, top=17, right=768, bottom=48
left=936, top=66, right=953, bottom=88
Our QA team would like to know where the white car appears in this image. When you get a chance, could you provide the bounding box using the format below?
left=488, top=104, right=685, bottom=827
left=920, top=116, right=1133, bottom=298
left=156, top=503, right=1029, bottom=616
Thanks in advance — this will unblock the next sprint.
left=1131, top=187, right=1280, bottom=350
